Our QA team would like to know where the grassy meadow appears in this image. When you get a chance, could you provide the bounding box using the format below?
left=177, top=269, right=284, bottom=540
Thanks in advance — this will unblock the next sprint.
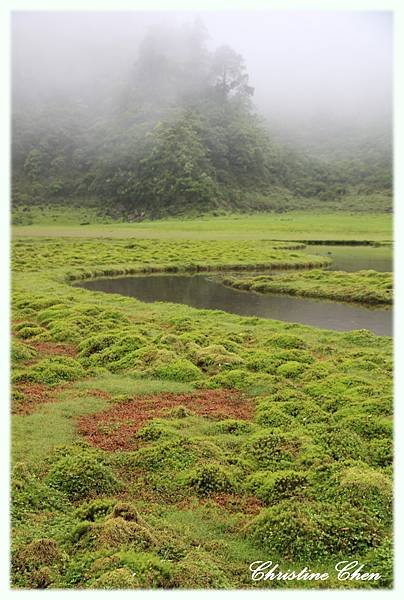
left=11, top=212, right=393, bottom=589
left=12, top=209, right=392, bottom=241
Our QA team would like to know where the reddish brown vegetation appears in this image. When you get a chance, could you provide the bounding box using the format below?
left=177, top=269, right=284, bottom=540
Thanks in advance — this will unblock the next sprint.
left=29, top=341, right=77, bottom=357
left=202, top=493, right=264, bottom=515
left=78, top=390, right=254, bottom=451
left=12, top=383, right=64, bottom=415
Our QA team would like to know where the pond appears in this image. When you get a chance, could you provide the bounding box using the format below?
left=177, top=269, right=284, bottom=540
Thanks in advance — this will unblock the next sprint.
left=308, top=244, right=392, bottom=272
left=76, top=273, right=392, bottom=336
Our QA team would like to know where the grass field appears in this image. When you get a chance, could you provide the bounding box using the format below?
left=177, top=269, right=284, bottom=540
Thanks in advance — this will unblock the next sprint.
left=11, top=213, right=393, bottom=590
left=13, top=211, right=392, bottom=242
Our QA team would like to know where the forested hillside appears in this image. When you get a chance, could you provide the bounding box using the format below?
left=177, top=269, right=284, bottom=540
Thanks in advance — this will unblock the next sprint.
left=12, top=21, right=392, bottom=219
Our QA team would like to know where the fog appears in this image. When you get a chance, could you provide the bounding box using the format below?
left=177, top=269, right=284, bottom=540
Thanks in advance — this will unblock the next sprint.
left=12, top=10, right=392, bottom=147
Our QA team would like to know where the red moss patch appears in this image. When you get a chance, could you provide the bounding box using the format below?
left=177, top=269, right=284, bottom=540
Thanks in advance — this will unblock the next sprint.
left=205, top=493, right=264, bottom=516
left=78, top=390, right=253, bottom=451
left=12, top=383, right=65, bottom=415
left=29, top=341, right=78, bottom=357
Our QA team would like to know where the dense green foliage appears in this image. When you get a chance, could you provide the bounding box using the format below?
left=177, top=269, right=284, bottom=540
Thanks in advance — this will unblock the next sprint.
left=11, top=229, right=393, bottom=589
left=12, top=22, right=392, bottom=218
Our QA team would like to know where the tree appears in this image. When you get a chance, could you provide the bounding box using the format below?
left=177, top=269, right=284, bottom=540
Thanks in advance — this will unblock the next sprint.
left=210, top=46, right=254, bottom=103
left=133, top=112, right=219, bottom=216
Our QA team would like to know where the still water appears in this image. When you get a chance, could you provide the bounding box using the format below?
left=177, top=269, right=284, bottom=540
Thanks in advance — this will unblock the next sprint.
left=309, top=244, right=392, bottom=272
left=77, top=273, right=392, bottom=336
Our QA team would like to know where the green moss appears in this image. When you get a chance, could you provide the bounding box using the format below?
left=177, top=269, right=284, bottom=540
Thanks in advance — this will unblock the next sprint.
left=364, top=537, right=393, bottom=588
left=256, top=402, right=293, bottom=428
left=75, top=499, right=116, bottom=522
left=333, top=465, right=392, bottom=520
left=172, top=549, right=231, bottom=588
left=12, top=462, right=69, bottom=521
left=246, top=470, right=308, bottom=504
left=11, top=341, right=37, bottom=362
left=368, top=437, right=393, bottom=467
left=214, top=419, right=252, bottom=435
left=319, top=427, right=369, bottom=461
left=246, top=430, right=302, bottom=469
left=152, top=359, right=202, bottom=382
left=90, top=567, right=139, bottom=589
left=92, top=517, right=157, bottom=550
left=14, top=322, right=49, bottom=341
left=13, top=356, right=85, bottom=385
left=185, top=463, right=236, bottom=496
left=136, top=421, right=172, bottom=442
left=111, top=550, right=172, bottom=589
left=193, top=344, right=243, bottom=372
left=277, top=360, right=306, bottom=378
left=248, top=500, right=383, bottom=559
left=208, top=368, right=275, bottom=393
left=13, top=538, right=62, bottom=569
left=265, top=333, right=307, bottom=349
left=131, top=438, right=198, bottom=472
left=46, top=450, right=120, bottom=500
left=12, top=538, right=65, bottom=589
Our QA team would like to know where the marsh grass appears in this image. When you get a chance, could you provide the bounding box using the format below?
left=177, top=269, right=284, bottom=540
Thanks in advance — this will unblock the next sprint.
left=11, top=223, right=393, bottom=590
left=220, top=269, right=393, bottom=305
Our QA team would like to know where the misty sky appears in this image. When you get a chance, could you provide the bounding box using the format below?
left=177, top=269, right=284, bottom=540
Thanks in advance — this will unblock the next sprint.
left=12, top=10, right=392, bottom=130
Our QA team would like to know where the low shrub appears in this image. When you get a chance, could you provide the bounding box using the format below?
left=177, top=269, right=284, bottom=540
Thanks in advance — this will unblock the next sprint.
left=255, top=401, right=293, bottom=428
left=214, top=419, right=252, bottom=435
left=14, top=321, right=49, bottom=341
left=193, top=344, right=243, bottom=372
left=246, top=431, right=302, bottom=469
left=172, top=549, right=231, bottom=588
left=75, top=499, right=115, bottom=522
left=90, top=567, right=139, bottom=589
left=11, top=341, right=37, bottom=362
left=248, top=500, right=383, bottom=560
left=364, top=537, right=393, bottom=588
left=12, top=463, right=69, bottom=521
left=152, top=359, right=202, bottom=382
left=246, top=470, right=308, bottom=504
left=368, top=437, right=393, bottom=467
left=13, top=356, right=85, bottom=385
left=111, top=550, right=173, bottom=588
left=265, top=333, right=307, bottom=349
left=277, top=361, right=306, bottom=378
left=333, top=465, right=392, bottom=520
left=46, top=450, right=120, bottom=500
left=185, top=463, right=236, bottom=496
left=132, top=438, right=197, bottom=472
left=319, top=427, right=369, bottom=461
